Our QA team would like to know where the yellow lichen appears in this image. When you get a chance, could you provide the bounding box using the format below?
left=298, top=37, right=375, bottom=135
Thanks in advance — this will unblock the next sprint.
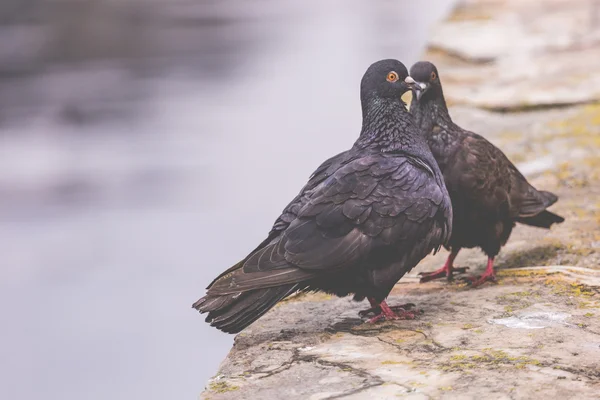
left=442, top=349, right=542, bottom=372
left=497, top=269, right=557, bottom=278
left=208, top=381, right=240, bottom=393
left=381, top=360, right=409, bottom=365
left=544, top=279, right=596, bottom=297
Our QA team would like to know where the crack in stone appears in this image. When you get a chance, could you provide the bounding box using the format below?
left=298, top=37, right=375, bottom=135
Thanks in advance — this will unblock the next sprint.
left=241, top=344, right=388, bottom=400
left=312, top=357, right=384, bottom=400
left=254, top=345, right=387, bottom=399
left=254, top=358, right=296, bottom=380
left=551, top=365, right=600, bottom=380
left=427, top=44, right=496, bottom=65
left=242, top=347, right=305, bottom=380
left=483, top=100, right=598, bottom=114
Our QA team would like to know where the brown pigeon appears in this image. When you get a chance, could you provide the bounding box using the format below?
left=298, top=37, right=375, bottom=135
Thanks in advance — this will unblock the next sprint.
left=408, top=61, right=564, bottom=286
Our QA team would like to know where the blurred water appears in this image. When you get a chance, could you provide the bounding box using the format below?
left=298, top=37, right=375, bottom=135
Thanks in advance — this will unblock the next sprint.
left=0, top=1, right=455, bottom=399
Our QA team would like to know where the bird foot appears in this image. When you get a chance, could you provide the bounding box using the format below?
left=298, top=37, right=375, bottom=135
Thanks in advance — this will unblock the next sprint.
left=360, top=300, right=419, bottom=324
left=366, top=308, right=417, bottom=323
left=460, top=272, right=497, bottom=288
left=358, top=303, right=416, bottom=318
left=418, top=266, right=469, bottom=283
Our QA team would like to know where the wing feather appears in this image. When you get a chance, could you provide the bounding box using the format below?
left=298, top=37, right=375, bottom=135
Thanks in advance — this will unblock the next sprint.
left=207, top=152, right=451, bottom=295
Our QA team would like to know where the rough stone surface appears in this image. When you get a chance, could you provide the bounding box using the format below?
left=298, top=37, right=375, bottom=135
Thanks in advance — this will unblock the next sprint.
left=201, top=1, right=600, bottom=398
left=426, top=0, right=600, bottom=110
left=203, top=274, right=600, bottom=399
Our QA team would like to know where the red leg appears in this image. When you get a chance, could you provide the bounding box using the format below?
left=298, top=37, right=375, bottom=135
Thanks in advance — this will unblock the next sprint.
left=365, top=300, right=417, bottom=324
left=463, top=257, right=497, bottom=287
left=418, top=249, right=468, bottom=283
left=359, top=298, right=416, bottom=317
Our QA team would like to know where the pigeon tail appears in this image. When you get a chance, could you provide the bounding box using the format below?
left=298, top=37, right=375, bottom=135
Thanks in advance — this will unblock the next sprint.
left=516, top=210, right=565, bottom=229
left=537, top=190, right=558, bottom=208
left=517, top=188, right=560, bottom=217
left=516, top=188, right=564, bottom=228
left=192, top=284, right=300, bottom=334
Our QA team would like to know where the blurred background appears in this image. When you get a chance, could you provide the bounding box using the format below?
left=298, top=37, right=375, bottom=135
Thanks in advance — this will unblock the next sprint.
left=0, top=1, right=455, bottom=399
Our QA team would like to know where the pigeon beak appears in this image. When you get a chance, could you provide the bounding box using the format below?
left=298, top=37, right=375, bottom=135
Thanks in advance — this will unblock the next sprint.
left=403, top=76, right=420, bottom=92
left=411, top=81, right=429, bottom=102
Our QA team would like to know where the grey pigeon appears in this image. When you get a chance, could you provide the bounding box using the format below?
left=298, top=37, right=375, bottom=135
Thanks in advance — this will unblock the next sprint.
left=193, top=59, right=452, bottom=333
left=408, top=61, right=564, bottom=286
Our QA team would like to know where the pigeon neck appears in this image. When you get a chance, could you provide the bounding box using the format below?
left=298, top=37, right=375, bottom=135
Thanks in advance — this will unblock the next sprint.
left=411, top=89, right=453, bottom=132
left=356, top=97, right=423, bottom=152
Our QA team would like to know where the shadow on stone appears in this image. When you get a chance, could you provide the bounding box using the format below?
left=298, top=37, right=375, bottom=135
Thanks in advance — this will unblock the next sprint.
left=496, top=240, right=564, bottom=270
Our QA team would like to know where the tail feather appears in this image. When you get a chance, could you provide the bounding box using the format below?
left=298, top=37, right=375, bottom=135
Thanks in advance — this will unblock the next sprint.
left=538, top=190, right=558, bottom=207
left=192, top=283, right=300, bottom=334
left=192, top=294, right=236, bottom=313
left=217, top=286, right=297, bottom=333
left=519, top=189, right=560, bottom=217
left=517, top=210, right=565, bottom=229
left=209, top=289, right=272, bottom=325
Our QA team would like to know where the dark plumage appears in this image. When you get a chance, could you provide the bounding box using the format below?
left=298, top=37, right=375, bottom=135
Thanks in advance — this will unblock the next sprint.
left=408, top=61, right=565, bottom=286
left=193, top=59, right=452, bottom=333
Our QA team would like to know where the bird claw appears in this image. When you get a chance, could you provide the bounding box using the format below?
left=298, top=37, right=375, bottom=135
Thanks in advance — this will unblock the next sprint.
left=366, top=309, right=417, bottom=323
left=367, top=313, right=397, bottom=323
left=459, top=273, right=497, bottom=288
left=418, top=266, right=469, bottom=283
left=358, top=303, right=416, bottom=317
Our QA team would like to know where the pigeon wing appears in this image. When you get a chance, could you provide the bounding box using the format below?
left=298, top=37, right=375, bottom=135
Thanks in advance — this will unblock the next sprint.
left=207, top=153, right=450, bottom=295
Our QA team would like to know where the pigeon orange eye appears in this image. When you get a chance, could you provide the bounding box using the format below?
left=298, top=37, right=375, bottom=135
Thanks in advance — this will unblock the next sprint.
left=386, top=71, right=399, bottom=82
left=431, top=71, right=437, bottom=81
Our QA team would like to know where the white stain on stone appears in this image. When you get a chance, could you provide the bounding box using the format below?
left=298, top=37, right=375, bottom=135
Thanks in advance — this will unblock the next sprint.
left=489, top=311, right=573, bottom=329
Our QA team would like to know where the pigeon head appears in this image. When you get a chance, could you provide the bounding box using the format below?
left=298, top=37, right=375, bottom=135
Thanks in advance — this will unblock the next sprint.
left=360, top=59, right=418, bottom=103
left=357, top=59, right=428, bottom=152
left=408, top=61, right=442, bottom=102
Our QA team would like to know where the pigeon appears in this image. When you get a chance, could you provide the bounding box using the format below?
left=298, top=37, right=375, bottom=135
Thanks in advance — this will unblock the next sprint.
left=408, top=61, right=564, bottom=286
left=192, top=59, right=452, bottom=333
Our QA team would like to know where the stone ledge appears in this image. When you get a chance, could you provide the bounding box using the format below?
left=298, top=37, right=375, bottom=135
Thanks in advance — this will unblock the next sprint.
left=202, top=269, right=600, bottom=399
left=426, top=0, right=600, bottom=110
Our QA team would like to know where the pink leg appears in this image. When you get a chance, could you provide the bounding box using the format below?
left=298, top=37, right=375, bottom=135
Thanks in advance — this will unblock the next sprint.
left=419, top=249, right=468, bottom=283
left=464, top=257, right=497, bottom=287
left=366, top=300, right=417, bottom=324
left=359, top=298, right=416, bottom=318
